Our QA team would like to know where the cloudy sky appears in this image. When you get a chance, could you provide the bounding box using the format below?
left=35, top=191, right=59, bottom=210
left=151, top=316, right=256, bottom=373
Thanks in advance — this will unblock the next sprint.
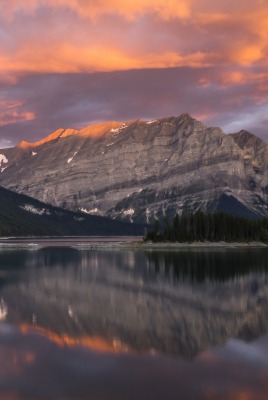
left=0, top=0, right=268, bottom=147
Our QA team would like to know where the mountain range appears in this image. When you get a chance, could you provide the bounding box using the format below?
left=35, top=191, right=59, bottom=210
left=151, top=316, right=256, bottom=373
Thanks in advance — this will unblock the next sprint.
left=1, top=113, right=268, bottom=222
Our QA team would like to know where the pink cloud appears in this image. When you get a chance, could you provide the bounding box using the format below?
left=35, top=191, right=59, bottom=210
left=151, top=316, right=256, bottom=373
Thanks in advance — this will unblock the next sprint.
left=0, top=0, right=267, bottom=144
left=0, top=0, right=191, bottom=21
left=0, top=99, right=35, bottom=127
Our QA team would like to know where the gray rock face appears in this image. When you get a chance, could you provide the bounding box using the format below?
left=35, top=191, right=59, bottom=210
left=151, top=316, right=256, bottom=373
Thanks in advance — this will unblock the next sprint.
left=1, top=113, right=268, bottom=222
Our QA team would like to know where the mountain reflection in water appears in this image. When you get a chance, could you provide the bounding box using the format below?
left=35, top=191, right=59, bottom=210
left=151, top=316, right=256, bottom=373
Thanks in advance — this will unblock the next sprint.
left=0, top=247, right=268, bottom=399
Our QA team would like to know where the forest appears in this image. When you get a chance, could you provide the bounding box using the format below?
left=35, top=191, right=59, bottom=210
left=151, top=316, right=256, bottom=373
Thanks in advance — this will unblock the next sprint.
left=144, top=211, right=268, bottom=243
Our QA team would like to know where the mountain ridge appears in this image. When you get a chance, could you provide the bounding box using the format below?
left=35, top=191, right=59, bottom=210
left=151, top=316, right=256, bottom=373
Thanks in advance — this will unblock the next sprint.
left=16, top=128, right=78, bottom=149
left=15, top=120, right=138, bottom=150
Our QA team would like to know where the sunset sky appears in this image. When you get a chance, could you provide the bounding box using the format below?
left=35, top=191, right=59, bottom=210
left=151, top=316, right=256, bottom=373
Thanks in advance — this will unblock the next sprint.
left=0, top=0, right=268, bottom=147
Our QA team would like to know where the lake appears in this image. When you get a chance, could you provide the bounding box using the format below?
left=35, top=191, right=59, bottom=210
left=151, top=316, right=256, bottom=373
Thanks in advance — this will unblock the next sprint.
left=0, top=245, right=268, bottom=399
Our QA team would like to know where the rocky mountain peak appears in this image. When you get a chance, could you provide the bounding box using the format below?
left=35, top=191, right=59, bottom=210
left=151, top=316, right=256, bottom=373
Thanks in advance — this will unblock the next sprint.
left=14, top=114, right=208, bottom=151
left=179, top=112, right=193, bottom=120
left=231, top=130, right=267, bottom=150
left=175, top=113, right=208, bottom=131
left=31, top=128, right=78, bottom=147
left=13, top=128, right=80, bottom=151
left=16, top=140, right=31, bottom=149
left=79, top=120, right=129, bottom=138
left=1, top=113, right=268, bottom=222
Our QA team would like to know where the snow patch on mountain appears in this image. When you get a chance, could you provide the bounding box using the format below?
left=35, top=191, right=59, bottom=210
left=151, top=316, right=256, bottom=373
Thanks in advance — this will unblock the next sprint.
left=110, top=124, right=127, bottom=135
left=67, top=151, right=78, bottom=163
left=0, top=154, right=8, bottom=166
left=80, top=207, right=99, bottom=214
left=20, top=204, right=50, bottom=215
left=74, top=216, right=85, bottom=221
left=123, top=208, right=135, bottom=223
left=123, top=208, right=135, bottom=216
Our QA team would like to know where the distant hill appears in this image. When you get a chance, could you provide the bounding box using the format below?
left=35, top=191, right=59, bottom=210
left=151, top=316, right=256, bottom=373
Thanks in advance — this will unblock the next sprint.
left=0, top=186, right=144, bottom=236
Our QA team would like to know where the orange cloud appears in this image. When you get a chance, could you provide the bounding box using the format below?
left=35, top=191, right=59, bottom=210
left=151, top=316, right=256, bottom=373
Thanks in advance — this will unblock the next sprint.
left=0, top=42, right=209, bottom=74
left=0, top=0, right=268, bottom=83
left=220, top=69, right=268, bottom=101
left=234, top=45, right=263, bottom=66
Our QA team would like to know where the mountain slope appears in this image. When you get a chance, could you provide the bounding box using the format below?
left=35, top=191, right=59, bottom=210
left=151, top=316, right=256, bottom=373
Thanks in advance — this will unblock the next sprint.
left=0, top=186, right=144, bottom=236
left=1, top=113, right=268, bottom=222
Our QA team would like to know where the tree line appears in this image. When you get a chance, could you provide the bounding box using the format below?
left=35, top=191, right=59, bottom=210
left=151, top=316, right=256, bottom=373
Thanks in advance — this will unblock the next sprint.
left=144, top=211, right=268, bottom=243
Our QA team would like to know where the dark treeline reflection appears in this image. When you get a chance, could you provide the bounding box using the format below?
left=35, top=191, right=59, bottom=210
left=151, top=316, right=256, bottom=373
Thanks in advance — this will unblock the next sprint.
left=1, top=248, right=268, bottom=286
left=144, top=249, right=268, bottom=283
left=0, top=248, right=82, bottom=288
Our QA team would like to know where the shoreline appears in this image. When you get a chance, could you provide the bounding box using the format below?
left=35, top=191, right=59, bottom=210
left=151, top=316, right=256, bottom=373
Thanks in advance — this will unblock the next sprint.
left=0, top=237, right=267, bottom=250
left=132, top=241, right=268, bottom=249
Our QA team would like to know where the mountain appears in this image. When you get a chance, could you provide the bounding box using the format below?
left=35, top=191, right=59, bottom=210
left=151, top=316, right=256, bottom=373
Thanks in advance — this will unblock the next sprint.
left=0, top=186, right=144, bottom=236
left=1, top=113, right=268, bottom=222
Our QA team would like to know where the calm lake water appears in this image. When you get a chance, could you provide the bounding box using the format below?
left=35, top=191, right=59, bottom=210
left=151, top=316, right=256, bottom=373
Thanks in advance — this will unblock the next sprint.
left=0, top=245, right=268, bottom=399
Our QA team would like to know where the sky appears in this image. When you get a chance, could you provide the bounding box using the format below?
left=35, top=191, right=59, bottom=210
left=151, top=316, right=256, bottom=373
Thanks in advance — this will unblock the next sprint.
left=0, top=0, right=268, bottom=148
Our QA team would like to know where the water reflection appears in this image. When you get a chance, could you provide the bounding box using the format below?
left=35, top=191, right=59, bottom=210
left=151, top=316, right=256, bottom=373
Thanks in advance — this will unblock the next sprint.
left=146, top=249, right=268, bottom=282
left=0, top=323, right=268, bottom=400
left=1, top=246, right=268, bottom=281
left=0, top=248, right=267, bottom=358
left=0, top=247, right=268, bottom=399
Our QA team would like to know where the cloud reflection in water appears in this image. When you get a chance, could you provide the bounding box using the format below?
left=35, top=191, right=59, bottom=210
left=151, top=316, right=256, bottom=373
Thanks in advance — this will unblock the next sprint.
left=0, top=324, right=268, bottom=399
